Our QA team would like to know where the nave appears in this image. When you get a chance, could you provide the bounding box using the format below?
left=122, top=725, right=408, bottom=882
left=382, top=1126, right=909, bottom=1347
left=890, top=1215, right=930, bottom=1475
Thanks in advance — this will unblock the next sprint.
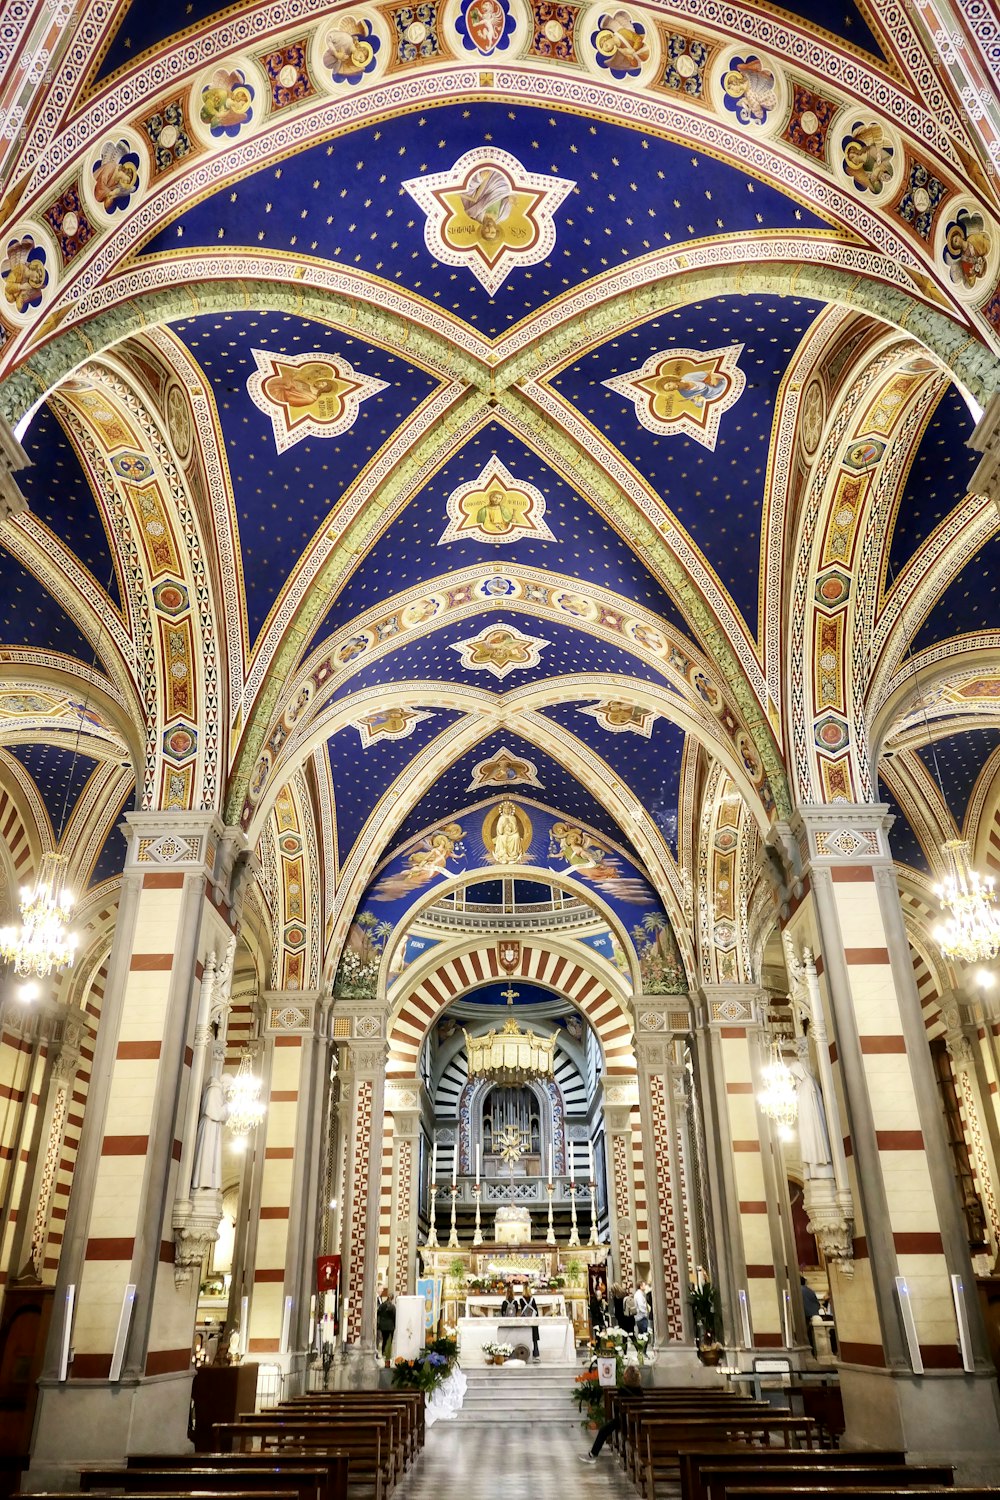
left=393, top=1423, right=638, bottom=1500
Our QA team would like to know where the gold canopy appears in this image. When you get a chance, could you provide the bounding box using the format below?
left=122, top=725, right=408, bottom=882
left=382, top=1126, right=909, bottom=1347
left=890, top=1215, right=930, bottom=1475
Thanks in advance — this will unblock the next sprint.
left=463, top=1015, right=557, bottom=1083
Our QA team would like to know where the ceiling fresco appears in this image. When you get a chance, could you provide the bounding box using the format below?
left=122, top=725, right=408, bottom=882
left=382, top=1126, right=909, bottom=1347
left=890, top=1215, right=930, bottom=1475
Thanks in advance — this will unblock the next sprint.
left=1, top=0, right=999, bottom=989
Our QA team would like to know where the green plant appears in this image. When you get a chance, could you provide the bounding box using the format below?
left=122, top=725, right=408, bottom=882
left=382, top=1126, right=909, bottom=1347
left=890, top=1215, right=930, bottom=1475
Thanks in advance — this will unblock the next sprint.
left=565, top=1258, right=584, bottom=1286
left=689, top=1281, right=721, bottom=1345
left=449, top=1256, right=468, bottom=1282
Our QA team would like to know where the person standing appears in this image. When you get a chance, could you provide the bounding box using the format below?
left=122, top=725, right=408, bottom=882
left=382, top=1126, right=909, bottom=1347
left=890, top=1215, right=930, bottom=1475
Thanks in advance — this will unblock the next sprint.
left=376, top=1289, right=396, bottom=1366
left=518, top=1287, right=540, bottom=1361
left=801, top=1275, right=820, bottom=1351
left=634, top=1281, right=649, bottom=1336
left=579, top=1363, right=644, bottom=1462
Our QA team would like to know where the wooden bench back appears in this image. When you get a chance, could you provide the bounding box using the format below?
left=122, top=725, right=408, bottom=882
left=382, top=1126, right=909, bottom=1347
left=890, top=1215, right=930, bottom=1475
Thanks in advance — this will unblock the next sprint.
left=678, top=1448, right=906, bottom=1500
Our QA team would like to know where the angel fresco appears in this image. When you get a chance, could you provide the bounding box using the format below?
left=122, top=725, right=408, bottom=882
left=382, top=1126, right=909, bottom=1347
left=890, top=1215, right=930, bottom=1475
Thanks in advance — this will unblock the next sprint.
left=592, top=10, right=649, bottom=76
left=372, top=823, right=466, bottom=900
left=92, top=139, right=141, bottom=213
left=1, top=235, right=47, bottom=314
left=841, top=121, right=894, bottom=196
left=943, top=207, right=992, bottom=290
left=322, top=18, right=379, bottom=83
left=200, top=69, right=255, bottom=137
left=722, top=55, right=777, bottom=125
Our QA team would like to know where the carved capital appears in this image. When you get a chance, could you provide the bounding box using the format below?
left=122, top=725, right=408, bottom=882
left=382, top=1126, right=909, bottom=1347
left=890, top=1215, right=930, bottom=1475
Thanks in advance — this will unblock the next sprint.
left=171, top=1188, right=223, bottom=1286
left=802, top=1176, right=855, bottom=1278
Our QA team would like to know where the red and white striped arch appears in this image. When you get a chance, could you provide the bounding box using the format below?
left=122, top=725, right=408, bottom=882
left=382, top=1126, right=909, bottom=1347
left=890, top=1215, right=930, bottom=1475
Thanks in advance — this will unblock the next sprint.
left=386, top=937, right=635, bottom=1077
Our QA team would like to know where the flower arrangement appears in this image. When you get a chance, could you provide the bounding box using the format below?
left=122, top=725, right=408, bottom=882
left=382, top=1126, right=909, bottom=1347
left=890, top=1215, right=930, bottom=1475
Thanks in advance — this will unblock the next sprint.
left=391, top=1334, right=459, bottom=1394
left=483, top=1341, right=513, bottom=1364
left=572, top=1368, right=605, bottom=1425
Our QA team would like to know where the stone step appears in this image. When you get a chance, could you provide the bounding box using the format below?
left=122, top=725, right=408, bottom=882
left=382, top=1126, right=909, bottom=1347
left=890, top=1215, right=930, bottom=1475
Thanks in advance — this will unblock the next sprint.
left=454, top=1362, right=584, bottom=1423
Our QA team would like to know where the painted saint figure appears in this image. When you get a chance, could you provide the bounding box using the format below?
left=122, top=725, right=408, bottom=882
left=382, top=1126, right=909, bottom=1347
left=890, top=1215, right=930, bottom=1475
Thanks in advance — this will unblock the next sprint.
left=492, top=800, right=524, bottom=863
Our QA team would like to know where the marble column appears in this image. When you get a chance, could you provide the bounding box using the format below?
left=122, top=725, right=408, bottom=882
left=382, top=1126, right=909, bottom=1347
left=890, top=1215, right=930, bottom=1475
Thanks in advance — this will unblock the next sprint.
left=29, top=813, right=250, bottom=1484
left=337, top=1039, right=387, bottom=1357
left=634, top=1032, right=691, bottom=1343
left=777, top=804, right=1000, bottom=1465
left=385, top=1082, right=422, bottom=1298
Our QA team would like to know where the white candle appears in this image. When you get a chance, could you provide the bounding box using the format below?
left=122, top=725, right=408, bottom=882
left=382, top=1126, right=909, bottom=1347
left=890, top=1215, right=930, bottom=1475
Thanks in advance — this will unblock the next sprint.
left=451, top=1151, right=457, bottom=1187
left=431, top=1136, right=438, bottom=1182
left=569, top=1148, right=575, bottom=1186
left=588, top=1140, right=595, bottom=1181
left=548, top=1143, right=553, bottom=1184
left=475, top=1143, right=481, bottom=1185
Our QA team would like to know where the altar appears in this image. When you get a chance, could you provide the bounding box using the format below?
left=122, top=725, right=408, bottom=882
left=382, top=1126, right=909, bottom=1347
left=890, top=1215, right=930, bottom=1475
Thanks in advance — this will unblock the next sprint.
left=457, top=1315, right=576, bottom=1366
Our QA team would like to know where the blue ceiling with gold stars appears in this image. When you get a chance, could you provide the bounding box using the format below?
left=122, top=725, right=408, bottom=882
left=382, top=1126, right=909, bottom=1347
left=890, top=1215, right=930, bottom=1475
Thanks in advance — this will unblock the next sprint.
left=168, top=311, right=440, bottom=641
left=878, top=777, right=927, bottom=872
left=6, top=742, right=98, bottom=835
left=310, top=422, right=696, bottom=651
left=551, top=294, right=826, bottom=632
left=776, top=0, right=886, bottom=57
left=0, top=552, right=97, bottom=663
left=328, top=708, right=464, bottom=860
left=329, top=610, right=670, bottom=698
left=911, top=531, right=1000, bottom=657
left=20, top=404, right=121, bottom=607
left=92, top=0, right=231, bottom=83
left=387, top=727, right=640, bottom=859
left=140, top=106, right=830, bottom=340
left=540, top=701, right=687, bottom=855
left=887, top=383, right=978, bottom=584
left=915, top=728, right=1000, bottom=826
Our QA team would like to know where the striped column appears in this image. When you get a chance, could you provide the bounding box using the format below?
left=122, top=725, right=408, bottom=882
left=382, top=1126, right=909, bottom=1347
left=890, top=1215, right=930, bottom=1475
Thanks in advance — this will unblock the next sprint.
left=788, top=805, right=1000, bottom=1461
left=701, top=986, right=787, bottom=1350
left=635, top=1035, right=689, bottom=1342
left=600, top=1077, right=645, bottom=1295
left=337, top=1040, right=386, bottom=1353
left=246, top=993, right=327, bottom=1373
left=384, top=1084, right=421, bottom=1299
left=29, top=813, right=250, bottom=1483
left=6, top=1022, right=83, bottom=1278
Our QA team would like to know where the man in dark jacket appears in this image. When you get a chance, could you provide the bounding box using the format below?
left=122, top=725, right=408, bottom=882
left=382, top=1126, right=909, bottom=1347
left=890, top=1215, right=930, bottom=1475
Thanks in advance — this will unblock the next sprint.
left=376, top=1289, right=396, bottom=1366
left=518, top=1287, right=540, bottom=1361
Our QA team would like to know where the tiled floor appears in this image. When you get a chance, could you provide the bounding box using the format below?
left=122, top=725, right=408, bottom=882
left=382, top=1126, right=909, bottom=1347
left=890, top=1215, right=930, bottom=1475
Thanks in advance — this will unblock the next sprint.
left=397, top=1421, right=644, bottom=1499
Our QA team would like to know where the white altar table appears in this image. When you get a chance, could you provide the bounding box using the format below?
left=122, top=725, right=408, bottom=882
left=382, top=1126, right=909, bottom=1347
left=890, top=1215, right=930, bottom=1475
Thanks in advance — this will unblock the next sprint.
left=457, top=1315, right=576, bottom=1366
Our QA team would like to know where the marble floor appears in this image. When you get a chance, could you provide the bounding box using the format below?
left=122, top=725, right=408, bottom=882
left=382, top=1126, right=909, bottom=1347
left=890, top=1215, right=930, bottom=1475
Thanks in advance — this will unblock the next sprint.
left=396, top=1421, right=646, bottom=1500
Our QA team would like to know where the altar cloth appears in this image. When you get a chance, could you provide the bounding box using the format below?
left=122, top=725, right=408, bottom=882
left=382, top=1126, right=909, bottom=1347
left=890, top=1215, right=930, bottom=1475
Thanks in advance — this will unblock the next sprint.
left=457, top=1315, right=576, bottom=1365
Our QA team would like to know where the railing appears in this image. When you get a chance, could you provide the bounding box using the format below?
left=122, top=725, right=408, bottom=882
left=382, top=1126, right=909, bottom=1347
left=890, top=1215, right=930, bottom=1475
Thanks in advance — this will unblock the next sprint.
left=434, top=1176, right=593, bottom=1204
left=418, top=904, right=598, bottom=933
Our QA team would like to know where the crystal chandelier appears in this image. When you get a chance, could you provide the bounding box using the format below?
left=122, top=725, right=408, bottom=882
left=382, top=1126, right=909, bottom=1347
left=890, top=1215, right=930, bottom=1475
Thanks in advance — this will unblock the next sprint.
left=933, top=839, right=1000, bottom=965
left=0, top=852, right=78, bottom=978
left=225, top=1050, right=266, bottom=1143
left=757, top=1045, right=798, bottom=1129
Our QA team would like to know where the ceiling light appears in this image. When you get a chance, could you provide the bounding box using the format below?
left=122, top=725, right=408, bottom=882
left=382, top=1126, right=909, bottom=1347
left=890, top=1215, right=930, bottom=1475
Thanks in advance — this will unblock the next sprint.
left=933, top=839, right=1000, bottom=965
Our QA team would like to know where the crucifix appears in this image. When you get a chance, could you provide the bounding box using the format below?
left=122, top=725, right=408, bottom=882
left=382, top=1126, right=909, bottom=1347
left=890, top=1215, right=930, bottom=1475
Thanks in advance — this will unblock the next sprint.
left=501, top=984, right=518, bottom=1007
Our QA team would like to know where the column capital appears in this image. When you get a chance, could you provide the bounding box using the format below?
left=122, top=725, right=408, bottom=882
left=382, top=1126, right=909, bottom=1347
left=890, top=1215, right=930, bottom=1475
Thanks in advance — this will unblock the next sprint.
left=695, top=983, right=766, bottom=1028
left=261, top=988, right=325, bottom=1036
left=790, top=803, right=895, bottom=864
left=342, top=1039, right=388, bottom=1078
left=123, top=812, right=256, bottom=917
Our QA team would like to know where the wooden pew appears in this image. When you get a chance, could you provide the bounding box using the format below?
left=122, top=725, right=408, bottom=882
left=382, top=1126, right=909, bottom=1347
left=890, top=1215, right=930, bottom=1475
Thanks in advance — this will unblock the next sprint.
left=275, top=1395, right=423, bottom=1460
left=679, top=1448, right=906, bottom=1500
left=125, top=1452, right=348, bottom=1500
left=641, top=1415, right=817, bottom=1500
left=213, top=1423, right=388, bottom=1500
left=80, top=1467, right=328, bottom=1500
left=725, top=1489, right=999, bottom=1500
left=234, top=1407, right=405, bottom=1478
left=620, top=1400, right=775, bottom=1480
left=700, top=1464, right=954, bottom=1500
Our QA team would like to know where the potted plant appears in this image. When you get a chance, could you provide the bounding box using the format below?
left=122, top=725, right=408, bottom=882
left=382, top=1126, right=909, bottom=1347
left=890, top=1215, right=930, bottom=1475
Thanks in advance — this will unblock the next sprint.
left=689, top=1281, right=723, bottom=1365
left=572, top=1368, right=605, bottom=1427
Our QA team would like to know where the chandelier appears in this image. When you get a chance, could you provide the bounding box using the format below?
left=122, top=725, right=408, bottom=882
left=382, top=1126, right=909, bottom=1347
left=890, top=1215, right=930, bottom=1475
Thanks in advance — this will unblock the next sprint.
left=225, top=1050, right=266, bottom=1143
left=464, top=1015, right=556, bottom=1084
left=0, top=852, right=78, bottom=978
left=933, top=839, right=1000, bottom=965
left=757, top=1045, right=798, bottom=1130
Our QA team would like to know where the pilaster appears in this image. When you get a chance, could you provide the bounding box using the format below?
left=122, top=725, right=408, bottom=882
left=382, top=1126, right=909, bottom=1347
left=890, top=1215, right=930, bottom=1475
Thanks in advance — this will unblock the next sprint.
left=634, top=1026, right=690, bottom=1342
left=384, top=1080, right=421, bottom=1298
left=338, top=1038, right=387, bottom=1350
left=597, top=1073, right=642, bottom=1293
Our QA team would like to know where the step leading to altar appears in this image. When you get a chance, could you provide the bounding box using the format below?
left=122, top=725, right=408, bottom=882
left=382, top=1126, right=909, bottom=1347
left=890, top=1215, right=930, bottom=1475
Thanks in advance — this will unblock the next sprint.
left=452, top=1364, right=581, bottom=1424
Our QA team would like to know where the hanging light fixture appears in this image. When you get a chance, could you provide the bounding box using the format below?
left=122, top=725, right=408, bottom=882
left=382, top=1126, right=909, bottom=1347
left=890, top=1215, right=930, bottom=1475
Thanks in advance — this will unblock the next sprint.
left=757, top=1044, right=798, bottom=1130
left=225, top=1049, right=266, bottom=1144
left=0, top=851, right=78, bottom=978
left=933, top=838, right=1000, bottom=964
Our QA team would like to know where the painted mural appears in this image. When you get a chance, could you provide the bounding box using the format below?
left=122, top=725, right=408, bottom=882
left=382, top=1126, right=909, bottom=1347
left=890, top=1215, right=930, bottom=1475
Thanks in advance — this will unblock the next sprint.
left=335, top=797, right=687, bottom=997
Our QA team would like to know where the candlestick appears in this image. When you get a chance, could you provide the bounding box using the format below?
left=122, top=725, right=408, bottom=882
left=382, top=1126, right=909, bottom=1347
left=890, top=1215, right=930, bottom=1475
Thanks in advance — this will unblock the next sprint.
left=426, top=1182, right=440, bottom=1248
left=567, top=1182, right=580, bottom=1247
left=451, top=1148, right=457, bottom=1187
left=569, top=1147, right=575, bottom=1186
left=447, top=1184, right=460, bottom=1249
left=588, top=1139, right=594, bottom=1180
left=545, top=1181, right=556, bottom=1246
left=588, top=1177, right=599, bottom=1246
left=473, top=1182, right=484, bottom=1246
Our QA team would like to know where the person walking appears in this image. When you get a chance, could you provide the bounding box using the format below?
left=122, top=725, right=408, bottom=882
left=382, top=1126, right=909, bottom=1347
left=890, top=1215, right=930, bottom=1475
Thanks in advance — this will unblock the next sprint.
left=634, top=1281, right=649, bottom=1336
left=376, top=1289, right=396, bottom=1366
left=579, top=1363, right=644, bottom=1462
